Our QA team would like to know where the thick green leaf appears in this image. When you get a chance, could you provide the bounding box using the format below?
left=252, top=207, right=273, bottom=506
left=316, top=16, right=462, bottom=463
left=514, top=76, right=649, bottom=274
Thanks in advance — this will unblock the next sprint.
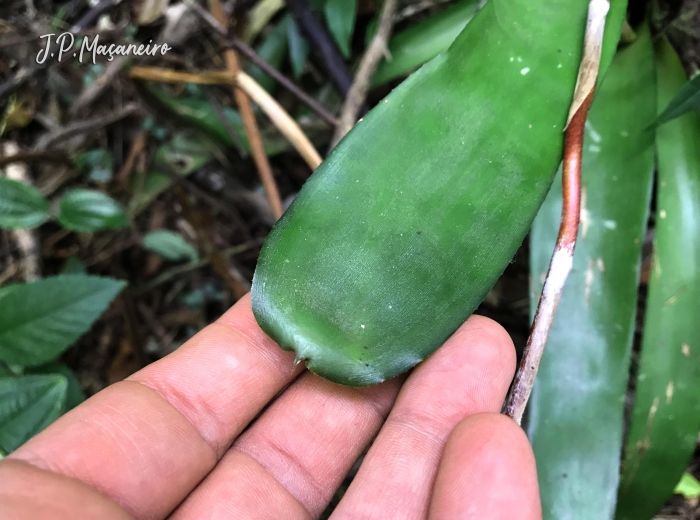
left=527, top=29, right=656, bottom=519
left=324, top=0, right=356, bottom=58
left=0, top=275, right=126, bottom=367
left=0, top=177, right=49, bottom=230
left=143, top=230, right=199, bottom=262
left=58, top=189, right=129, bottom=232
left=372, top=0, right=482, bottom=86
left=287, top=17, right=310, bottom=79
left=615, top=38, right=700, bottom=520
left=655, top=70, right=700, bottom=126
left=0, top=374, right=67, bottom=453
left=251, top=0, right=628, bottom=385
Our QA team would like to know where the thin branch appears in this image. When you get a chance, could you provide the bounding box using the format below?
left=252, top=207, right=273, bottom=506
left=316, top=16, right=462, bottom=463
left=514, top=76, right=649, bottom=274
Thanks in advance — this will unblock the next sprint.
left=286, top=0, right=354, bottom=96
left=33, top=103, right=140, bottom=151
left=209, top=0, right=284, bottom=220
left=230, top=38, right=339, bottom=127
left=331, top=0, right=399, bottom=147
left=184, top=2, right=338, bottom=127
left=504, top=0, right=609, bottom=426
left=237, top=71, right=322, bottom=169
left=205, top=88, right=248, bottom=157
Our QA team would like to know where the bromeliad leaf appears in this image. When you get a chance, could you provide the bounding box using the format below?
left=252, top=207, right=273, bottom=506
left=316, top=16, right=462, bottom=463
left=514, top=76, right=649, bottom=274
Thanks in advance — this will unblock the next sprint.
left=324, top=0, right=356, bottom=58
left=655, top=70, right=700, bottom=126
left=143, top=230, right=199, bottom=262
left=57, top=189, right=129, bottom=232
left=615, top=38, right=700, bottom=520
left=372, top=0, right=482, bottom=86
left=528, top=27, right=656, bottom=520
left=0, top=177, right=49, bottom=230
left=0, top=275, right=126, bottom=367
left=0, top=374, right=67, bottom=453
left=251, top=0, right=628, bottom=386
left=287, top=17, right=310, bottom=79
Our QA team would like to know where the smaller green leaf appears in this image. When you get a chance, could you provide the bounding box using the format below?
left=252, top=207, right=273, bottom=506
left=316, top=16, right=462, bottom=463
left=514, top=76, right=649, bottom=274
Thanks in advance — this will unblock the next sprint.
left=249, top=16, right=290, bottom=92
left=28, top=362, right=85, bottom=411
left=324, top=0, right=356, bottom=58
left=0, top=374, right=67, bottom=453
left=58, top=189, right=129, bottom=232
left=128, top=132, right=215, bottom=215
left=143, top=230, right=199, bottom=262
left=0, top=275, right=126, bottom=367
left=287, top=18, right=310, bottom=79
left=656, top=72, right=700, bottom=126
left=0, top=177, right=49, bottom=229
left=675, top=473, right=700, bottom=500
left=74, top=148, right=114, bottom=182
left=61, top=256, right=87, bottom=275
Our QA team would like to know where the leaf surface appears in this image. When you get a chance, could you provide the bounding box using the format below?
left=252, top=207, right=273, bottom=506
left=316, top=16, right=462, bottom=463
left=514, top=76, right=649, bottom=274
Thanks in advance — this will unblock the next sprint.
left=143, top=230, right=199, bottom=262
left=0, top=374, right=67, bottom=453
left=527, top=28, right=656, bottom=519
left=615, top=38, right=700, bottom=520
left=58, top=189, right=129, bottom=232
left=252, top=0, right=628, bottom=385
left=655, top=69, right=700, bottom=126
left=0, top=177, right=49, bottom=230
left=0, top=275, right=126, bottom=367
left=324, top=0, right=356, bottom=58
left=372, top=0, right=482, bottom=86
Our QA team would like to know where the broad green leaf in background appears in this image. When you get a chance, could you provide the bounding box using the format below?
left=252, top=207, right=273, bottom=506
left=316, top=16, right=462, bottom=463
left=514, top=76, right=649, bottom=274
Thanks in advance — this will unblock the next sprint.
left=61, top=256, right=87, bottom=275
left=324, top=0, right=356, bottom=58
left=74, top=148, right=114, bottom=183
left=615, top=38, right=700, bottom=520
left=0, top=374, right=67, bottom=453
left=28, top=362, right=86, bottom=411
left=148, top=88, right=289, bottom=155
left=128, top=131, right=215, bottom=215
left=655, top=69, right=700, bottom=126
left=527, top=28, right=656, bottom=520
left=0, top=177, right=49, bottom=230
left=372, top=0, right=482, bottom=86
left=0, top=275, right=126, bottom=367
left=251, top=0, right=628, bottom=385
left=58, top=189, right=129, bottom=232
left=674, top=473, right=700, bottom=500
left=249, top=16, right=290, bottom=92
left=287, top=17, right=310, bottom=80
left=143, top=230, right=199, bottom=262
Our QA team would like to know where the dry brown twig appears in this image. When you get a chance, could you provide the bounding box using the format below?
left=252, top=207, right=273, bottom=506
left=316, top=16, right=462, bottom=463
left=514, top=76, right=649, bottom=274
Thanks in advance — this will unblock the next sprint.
left=504, top=0, right=610, bottom=425
left=331, top=0, right=399, bottom=147
left=208, top=0, right=284, bottom=221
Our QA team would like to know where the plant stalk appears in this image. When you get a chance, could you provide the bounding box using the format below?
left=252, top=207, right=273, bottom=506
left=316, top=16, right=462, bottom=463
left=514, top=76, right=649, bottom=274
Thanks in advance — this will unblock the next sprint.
left=504, top=0, right=609, bottom=425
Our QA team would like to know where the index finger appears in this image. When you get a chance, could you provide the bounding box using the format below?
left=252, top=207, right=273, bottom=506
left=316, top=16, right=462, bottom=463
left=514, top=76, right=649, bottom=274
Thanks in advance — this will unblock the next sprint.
left=1, top=295, right=302, bottom=519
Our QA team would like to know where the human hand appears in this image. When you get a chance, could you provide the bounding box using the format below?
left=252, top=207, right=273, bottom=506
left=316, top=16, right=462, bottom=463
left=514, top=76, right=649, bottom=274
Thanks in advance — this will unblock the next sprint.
left=0, top=295, right=541, bottom=519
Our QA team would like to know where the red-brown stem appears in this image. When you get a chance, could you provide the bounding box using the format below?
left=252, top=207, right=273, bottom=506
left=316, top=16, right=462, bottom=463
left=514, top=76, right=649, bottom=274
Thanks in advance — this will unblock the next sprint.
left=504, top=90, right=595, bottom=425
